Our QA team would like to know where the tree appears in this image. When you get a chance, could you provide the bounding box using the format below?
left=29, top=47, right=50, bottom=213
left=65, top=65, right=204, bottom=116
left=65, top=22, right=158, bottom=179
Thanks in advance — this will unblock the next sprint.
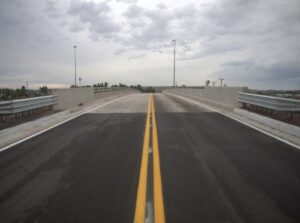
left=39, top=86, right=48, bottom=95
left=15, top=86, right=28, bottom=98
left=21, top=86, right=27, bottom=95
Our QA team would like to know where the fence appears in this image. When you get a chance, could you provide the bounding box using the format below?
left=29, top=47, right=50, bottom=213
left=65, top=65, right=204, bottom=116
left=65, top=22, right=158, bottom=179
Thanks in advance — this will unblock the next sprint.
left=93, top=87, right=133, bottom=93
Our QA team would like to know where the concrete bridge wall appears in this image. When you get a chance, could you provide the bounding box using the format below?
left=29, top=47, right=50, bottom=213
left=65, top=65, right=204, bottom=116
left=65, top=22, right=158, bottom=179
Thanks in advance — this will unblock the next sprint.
left=49, top=88, right=138, bottom=110
left=163, top=86, right=248, bottom=111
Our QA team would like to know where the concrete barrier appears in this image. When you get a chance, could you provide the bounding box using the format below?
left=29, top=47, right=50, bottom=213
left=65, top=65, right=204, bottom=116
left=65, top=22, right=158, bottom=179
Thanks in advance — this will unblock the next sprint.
left=94, top=88, right=137, bottom=99
left=49, top=88, right=94, bottom=110
left=164, top=86, right=248, bottom=110
left=49, top=88, right=138, bottom=110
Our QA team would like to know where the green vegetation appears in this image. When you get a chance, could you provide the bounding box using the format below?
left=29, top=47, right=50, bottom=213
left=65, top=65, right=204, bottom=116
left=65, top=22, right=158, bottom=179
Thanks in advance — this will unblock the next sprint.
left=1, top=86, right=29, bottom=100
left=0, top=86, right=49, bottom=100
left=93, top=82, right=109, bottom=87
left=39, top=86, right=48, bottom=95
left=73, top=82, right=151, bottom=93
left=0, top=82, right=157, bottom=100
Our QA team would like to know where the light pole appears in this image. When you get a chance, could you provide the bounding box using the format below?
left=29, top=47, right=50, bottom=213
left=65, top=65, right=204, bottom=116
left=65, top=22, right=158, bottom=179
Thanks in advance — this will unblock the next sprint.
left=172, top=39, right=176, bottom=87
left=73, top=45, right=77, bottom=87
left=218, top=77, right=225, bottom=86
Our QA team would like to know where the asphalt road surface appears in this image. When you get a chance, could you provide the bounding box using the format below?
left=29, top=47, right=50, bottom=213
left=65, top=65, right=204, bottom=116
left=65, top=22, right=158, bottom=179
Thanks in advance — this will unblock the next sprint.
left=0, top=93, right=299, bottom=223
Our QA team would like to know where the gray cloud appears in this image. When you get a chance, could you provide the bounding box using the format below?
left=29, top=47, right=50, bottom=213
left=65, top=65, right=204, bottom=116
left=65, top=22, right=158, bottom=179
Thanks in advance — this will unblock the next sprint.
left=128, top=54, right=145, bottom=60
left=69, top=21, right=86, bottom=33
left=119, top=3, right=176, bottom=52
left=45, top=0, right=62, bottom=19
left=156, top=3, right=167, bottom=10
left=68, top=0, right=120, bottom=37
left=222, top=60, right=254, bottom=68
left=114, top=48, right=127, bottom=55
left=219, top=57, right=300, bottom=82
left=123, top=4, right=143, bottom=18
left=116, top=0, right=138, bottom=3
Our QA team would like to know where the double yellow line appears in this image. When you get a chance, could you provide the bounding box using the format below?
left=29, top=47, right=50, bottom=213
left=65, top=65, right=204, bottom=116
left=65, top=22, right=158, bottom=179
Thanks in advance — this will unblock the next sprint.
left=134, top=94, right=165, bottom=223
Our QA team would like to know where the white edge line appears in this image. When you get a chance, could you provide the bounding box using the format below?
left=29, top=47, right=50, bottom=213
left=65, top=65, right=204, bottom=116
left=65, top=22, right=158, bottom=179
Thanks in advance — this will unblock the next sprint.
left=0, top=94, right=130, bottom=153
left=166, top=93, right=300, bottom=150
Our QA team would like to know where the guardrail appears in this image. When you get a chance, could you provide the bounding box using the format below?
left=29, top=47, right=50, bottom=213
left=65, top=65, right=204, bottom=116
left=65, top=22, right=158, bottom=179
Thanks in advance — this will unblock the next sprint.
left=0, top=95, right=58, bottom=115
left=238, top=92, right=300, bottom=112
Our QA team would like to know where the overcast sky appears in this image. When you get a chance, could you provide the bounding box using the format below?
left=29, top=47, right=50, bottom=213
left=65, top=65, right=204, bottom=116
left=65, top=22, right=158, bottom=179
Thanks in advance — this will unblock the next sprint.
left=0, top=0, right=299, bottom=89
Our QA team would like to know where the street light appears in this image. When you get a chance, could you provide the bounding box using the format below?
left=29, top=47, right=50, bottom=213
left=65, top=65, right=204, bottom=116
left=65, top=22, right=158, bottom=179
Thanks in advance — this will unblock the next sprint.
left=172, top=39, right=176, bottom=87
left=218, top=77, right=225, bottom=86
left=73, top=45, right=77, bottom=87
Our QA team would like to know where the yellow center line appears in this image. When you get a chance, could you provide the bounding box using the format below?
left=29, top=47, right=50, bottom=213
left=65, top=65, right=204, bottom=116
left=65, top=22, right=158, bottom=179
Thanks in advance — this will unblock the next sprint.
left=134, top=94, right=165, bottom=223
left=151, top=94, right=166, bottom=223
left=134, top=95, right=152, bottom=223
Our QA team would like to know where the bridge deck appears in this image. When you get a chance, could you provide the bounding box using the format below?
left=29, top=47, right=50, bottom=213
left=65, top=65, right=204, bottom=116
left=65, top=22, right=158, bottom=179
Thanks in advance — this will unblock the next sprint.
left=0, top=93, right=299, bottom=222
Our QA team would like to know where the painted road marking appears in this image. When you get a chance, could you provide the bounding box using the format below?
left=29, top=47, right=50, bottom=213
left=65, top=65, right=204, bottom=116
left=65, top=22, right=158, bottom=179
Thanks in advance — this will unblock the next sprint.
left=134, top=94, right=165, bottom=223
left=134, top=95, right=152, bottom=223
left=151, top=94, right=166, bottom=223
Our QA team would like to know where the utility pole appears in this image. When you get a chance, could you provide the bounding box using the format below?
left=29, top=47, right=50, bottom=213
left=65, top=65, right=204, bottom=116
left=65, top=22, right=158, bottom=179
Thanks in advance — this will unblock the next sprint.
left=172, top=39, right=176, bottom=87
left=73, top=45, right=77, bottom=87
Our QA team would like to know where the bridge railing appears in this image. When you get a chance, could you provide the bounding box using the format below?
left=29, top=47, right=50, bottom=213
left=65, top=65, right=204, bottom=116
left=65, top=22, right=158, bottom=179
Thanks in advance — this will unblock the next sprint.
left=93, top=87, right=133, bottom=93
left=238, top=92, right=300, bottom=112
left=0, top=95, right=58, bottom=115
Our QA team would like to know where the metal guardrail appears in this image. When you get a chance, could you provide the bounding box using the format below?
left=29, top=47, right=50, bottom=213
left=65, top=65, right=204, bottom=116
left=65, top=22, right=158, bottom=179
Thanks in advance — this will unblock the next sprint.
left=238, top=92, right=300, bottom=112
left=0, top=95, right=58, bottom=114
left=93, top=87, right=133, bottom=93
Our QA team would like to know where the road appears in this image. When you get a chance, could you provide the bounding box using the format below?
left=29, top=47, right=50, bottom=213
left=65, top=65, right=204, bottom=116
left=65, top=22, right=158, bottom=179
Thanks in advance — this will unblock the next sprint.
left=0, top=93, right=299, bottom=223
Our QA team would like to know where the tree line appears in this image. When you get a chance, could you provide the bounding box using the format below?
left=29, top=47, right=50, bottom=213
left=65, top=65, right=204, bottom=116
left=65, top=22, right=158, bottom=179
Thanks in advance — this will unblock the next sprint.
left=0, top=86, right=48, bottom=100
left=71, top=82, right=154, bottom=92
left=0, top=82, right=156, bottom=100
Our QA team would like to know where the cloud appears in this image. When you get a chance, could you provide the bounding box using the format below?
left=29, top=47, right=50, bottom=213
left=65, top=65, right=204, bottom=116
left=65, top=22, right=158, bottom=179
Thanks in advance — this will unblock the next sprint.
left=173, top=4, right=196, bottom=19
left=156, top=3, right=167, bottom=10
left=128, top=54, right=145, bottom=60
left=120, top=4, right=176, bottom=51
left=69, top=21, right=86, bottom=32
left=114, top=48, right=127, bottom=55
left=68, top=0, right=120, bottom=37
left=222, top=59, right=253, bottom=68
left=123, top=4, right=143, bottom=18
left=45, top=0, right=62, bottom=19
left=116, top=0, right=138, bottom=3
left=218, top=56, right=300, bottom=82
